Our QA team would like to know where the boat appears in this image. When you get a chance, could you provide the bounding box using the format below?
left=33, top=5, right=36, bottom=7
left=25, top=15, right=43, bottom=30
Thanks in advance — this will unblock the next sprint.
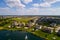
left=25, top=35, right=28, bottom=40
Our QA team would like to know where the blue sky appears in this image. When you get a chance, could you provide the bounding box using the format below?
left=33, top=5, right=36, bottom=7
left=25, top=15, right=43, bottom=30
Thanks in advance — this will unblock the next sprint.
left=0, top=0, right=60, bottom=15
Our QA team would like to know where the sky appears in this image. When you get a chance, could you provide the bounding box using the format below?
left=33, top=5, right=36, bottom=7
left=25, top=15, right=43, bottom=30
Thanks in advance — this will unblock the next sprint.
left=0, top=0, right=60, bottom=15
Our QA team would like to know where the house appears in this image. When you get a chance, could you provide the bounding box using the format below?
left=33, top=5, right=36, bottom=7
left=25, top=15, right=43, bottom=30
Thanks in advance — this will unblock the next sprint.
left=14, top=21, right=18, bottom=26
left=55, top=27, right=60, bottom=33
left=24, top=27, right=28, bottom=29
left=8, top=21, right=19, bottom=28
left=42, top=27, right=53, bottom=33
left=33, top=24, right=43, bottom=31
left=28, top=22, right=35, bottom=27
left=18, top=22, right=25, bottom=27
left=27, top=19, right=36, bottom=27
left=28, top=20, right=34, bottom=23
left=35, top=25, right=42, bottom=30
left=8, top=25, right=11, bottom=28
left=11, top=21, right=18, bottom=27
left=16, top=22, right=25, bottom=28
left=50, top=23, right=57, bottom=27
left=25, top=23, right=31, bottom=27
left=16, top=26, right=21, bottom=28
left=55, top=27, right=60, bottom=35
left=25, top=22, right=35, bottom=28
left=11, top=21, right=18, bottom=25
left=57, top=30, right=60, bottom=36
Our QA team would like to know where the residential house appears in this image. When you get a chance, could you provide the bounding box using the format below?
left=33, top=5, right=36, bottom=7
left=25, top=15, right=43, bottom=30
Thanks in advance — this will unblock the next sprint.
left=42, top=27, right=54, bottom=33
left=50, top=23, right=57, bottom=27
left=57, top=30, right=60, bottom=36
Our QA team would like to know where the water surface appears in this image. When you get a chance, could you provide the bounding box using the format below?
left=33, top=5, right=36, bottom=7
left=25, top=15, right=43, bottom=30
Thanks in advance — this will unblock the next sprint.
left=0, top=30, right=44, bottom=40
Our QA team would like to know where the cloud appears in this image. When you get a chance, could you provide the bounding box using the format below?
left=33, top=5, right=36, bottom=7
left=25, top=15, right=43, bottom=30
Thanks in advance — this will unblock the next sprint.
left=41, top=0, right=60, bottom=7
left=40, top=2, right=51, bottom=7
left=0, top=8, right=41, bottom=15
left=33, top=2, right=51, bottom=7
left=33, top=3, right=40, bottom=7
left=0, top=0, right=60, bottom=15
left=33, top=0, right=60, bottom=7
left=2, top=0, right=60, bottom=8
left=0, top=7, right=60, bottom=15
left=22, top=0, right=32, bottom=4
left=5, top=0, right=25, bottom=8
left=43, top=0, right=57, bottom=4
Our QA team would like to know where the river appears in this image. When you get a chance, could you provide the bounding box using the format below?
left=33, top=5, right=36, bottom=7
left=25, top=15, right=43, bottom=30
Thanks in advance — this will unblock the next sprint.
left=0, top=30, right=44, bottom=40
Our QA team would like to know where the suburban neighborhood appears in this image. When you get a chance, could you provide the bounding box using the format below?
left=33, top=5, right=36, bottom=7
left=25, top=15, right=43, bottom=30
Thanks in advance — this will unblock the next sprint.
left=0, top=16, right=60, bottom=40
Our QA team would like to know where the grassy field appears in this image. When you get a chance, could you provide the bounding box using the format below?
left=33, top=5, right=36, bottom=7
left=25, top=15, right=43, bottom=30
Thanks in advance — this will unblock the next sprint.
left=32, top=30, right=60, bottom=40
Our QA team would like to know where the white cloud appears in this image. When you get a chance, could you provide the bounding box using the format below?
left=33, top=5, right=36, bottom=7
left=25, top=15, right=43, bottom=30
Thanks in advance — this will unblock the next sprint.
left=40, top=2, right=51, bottom=7
left=33, top=2, right=51, bottom=7
left=5, top=0, right=25, bottom=8
left=33, top=0, right=60, bottom=7
left=33, top=4, right=40, bottom=7
left=43, top=0, right=57, bottom=4
left=0, top=0, right=60, bottom=15
left=41, top=0, right=60, bottom=7
left=0, top=7, right=60, bottom=15
left=22, top=0, right=32, bottom=4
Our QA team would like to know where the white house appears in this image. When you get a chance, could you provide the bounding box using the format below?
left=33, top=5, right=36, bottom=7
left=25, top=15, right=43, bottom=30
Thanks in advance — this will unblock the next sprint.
left=55, top=27, right=60, bottom=32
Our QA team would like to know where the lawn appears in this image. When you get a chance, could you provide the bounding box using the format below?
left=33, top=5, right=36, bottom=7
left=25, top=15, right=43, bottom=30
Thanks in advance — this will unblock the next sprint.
left=32, top=30, right=60, bottom=40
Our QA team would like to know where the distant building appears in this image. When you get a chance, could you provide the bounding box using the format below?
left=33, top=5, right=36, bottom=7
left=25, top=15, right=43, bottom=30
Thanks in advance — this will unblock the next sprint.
left=18, top=22, right=25, bottom=27
left=42, top=27, right=53, bottom=33
left=28, top=20, right=35, bottom=27
left=50, top=23, right=57, bottom=27
left=11, top=21, right=18, bottom=28
left=25, top=22, right=35, bottom=27
left=35, top=25, right=42, bottom=30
